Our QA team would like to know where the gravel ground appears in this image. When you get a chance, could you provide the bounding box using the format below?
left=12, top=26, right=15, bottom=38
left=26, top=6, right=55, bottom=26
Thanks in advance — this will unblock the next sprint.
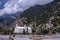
left=0, top=37, right=9, bottom=40
left=43, top=38, right=60, bottom=40
left=0, top=35, right=9, bottom=40
left=14, top=35, right=32, bottom=40
left=0, top=34, right=60, bottom=40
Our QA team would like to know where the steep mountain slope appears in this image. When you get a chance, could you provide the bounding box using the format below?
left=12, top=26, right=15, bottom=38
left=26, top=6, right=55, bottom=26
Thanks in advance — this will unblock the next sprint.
left=16, top=0, right=60, bottom=34
left=20, top=0, right=60, bottom=25
left=0, top=12, right=21, bottom=27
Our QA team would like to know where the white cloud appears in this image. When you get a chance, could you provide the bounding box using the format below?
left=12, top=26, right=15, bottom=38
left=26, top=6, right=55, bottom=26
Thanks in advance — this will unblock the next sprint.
left=0, top=0, right=54, bottom=16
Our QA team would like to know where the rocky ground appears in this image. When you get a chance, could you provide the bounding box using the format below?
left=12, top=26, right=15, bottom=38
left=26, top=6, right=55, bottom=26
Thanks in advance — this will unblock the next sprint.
left=0, top=35, right=9, bottom=40
left=0, top=34, right=60, bottom=40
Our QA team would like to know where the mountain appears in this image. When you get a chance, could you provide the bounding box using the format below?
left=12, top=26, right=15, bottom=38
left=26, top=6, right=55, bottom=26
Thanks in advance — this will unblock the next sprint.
left=0, top=12, right=21, bottom=27
left=17, top=0, right=60, bottom=34
left=0, top=0, right=60, bottom=28
left=20, top=0, right=60, bottom=24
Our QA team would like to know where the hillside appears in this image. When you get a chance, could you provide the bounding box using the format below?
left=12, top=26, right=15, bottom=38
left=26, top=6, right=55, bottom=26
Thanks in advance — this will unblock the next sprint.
left=17, top=0, right=60, bottom=34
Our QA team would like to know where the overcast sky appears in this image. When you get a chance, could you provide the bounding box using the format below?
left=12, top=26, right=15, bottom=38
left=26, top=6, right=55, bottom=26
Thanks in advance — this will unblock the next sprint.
left=0, top=0, right=54, bottom=16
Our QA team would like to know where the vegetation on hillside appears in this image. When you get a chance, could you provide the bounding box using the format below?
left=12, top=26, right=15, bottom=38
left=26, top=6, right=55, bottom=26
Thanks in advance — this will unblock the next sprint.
left=0, top=0, right=60, bottom=35
left=19, top=0, right=60, bottom=34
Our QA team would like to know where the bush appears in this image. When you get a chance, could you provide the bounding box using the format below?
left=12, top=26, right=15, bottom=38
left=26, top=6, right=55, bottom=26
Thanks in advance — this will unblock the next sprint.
left=41, top=29, right=49, bottom=35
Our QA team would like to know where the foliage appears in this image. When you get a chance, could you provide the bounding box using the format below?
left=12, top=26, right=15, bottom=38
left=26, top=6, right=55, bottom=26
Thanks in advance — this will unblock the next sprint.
left=19, top=0, right=60, bottom=34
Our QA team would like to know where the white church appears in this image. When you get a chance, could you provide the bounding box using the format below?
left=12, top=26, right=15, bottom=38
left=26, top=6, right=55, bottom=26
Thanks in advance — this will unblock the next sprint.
left=14, top=24, right=32, bottom=34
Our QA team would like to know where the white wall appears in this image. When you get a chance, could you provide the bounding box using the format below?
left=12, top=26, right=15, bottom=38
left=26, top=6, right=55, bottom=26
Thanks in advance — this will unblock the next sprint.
left=14, top=26, right=32, bottom=33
